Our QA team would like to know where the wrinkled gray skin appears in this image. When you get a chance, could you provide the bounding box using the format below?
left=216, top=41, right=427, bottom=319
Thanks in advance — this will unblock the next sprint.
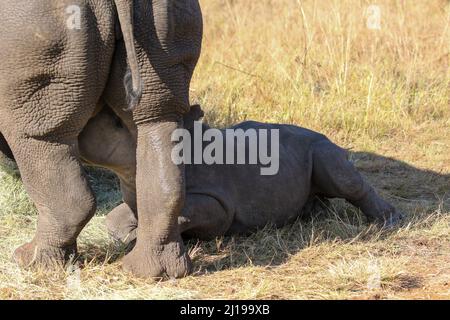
left=3, top=105, right=400, bottom=245
left=0, top=0, right=203, bottom=278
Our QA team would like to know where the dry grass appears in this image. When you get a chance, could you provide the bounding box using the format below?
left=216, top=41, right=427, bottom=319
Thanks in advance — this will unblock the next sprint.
left=0, top=0, right=449, bottom=299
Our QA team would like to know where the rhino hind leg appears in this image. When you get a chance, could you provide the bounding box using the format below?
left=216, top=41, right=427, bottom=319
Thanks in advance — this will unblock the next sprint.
left=311, top=140, right=404, bottom=227
left=9, top=134, right=97, bottom=268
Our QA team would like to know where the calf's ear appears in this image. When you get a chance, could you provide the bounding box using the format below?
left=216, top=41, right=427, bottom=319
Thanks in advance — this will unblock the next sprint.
left=183, top=104, right=205, bottom=129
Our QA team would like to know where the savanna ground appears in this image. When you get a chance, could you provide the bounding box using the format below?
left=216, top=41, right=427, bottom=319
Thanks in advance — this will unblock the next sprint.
left=0, top=0, right=449, bottom=300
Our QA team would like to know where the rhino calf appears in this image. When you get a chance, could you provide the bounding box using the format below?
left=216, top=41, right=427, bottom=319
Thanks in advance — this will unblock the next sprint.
left=93, top=106, right=403, bottom=244
left=0, top=106, right=403, bottom=244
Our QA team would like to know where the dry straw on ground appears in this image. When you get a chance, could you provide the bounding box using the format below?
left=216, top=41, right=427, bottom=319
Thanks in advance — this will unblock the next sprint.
left=0, top=0, right=449, bottom=299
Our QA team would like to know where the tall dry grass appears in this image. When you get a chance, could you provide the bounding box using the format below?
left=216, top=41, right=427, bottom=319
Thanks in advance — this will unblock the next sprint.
left=194, top=0, right=449, bottom=145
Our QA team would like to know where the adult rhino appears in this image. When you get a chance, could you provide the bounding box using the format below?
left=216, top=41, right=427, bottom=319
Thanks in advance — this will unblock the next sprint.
left=0, top=0, right=203, bottom=278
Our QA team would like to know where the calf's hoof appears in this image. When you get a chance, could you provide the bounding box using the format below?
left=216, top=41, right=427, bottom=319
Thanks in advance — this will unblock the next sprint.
left=105, top=204, right=137, bottom=247
left=122, top=239, right=192, bottom=279
left=375, top=209, right=405, bottom=229
left=13, top=240, right=77, bottom=269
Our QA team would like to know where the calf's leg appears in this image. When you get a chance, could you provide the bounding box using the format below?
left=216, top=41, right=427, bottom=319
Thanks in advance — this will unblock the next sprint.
left=311, top=140, right=403, bottom=226
left=106, top=193, right=233, bottom=244
left=179, top=194, right=233, bottom=240
left=106, top=203, right=138, bottom=247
